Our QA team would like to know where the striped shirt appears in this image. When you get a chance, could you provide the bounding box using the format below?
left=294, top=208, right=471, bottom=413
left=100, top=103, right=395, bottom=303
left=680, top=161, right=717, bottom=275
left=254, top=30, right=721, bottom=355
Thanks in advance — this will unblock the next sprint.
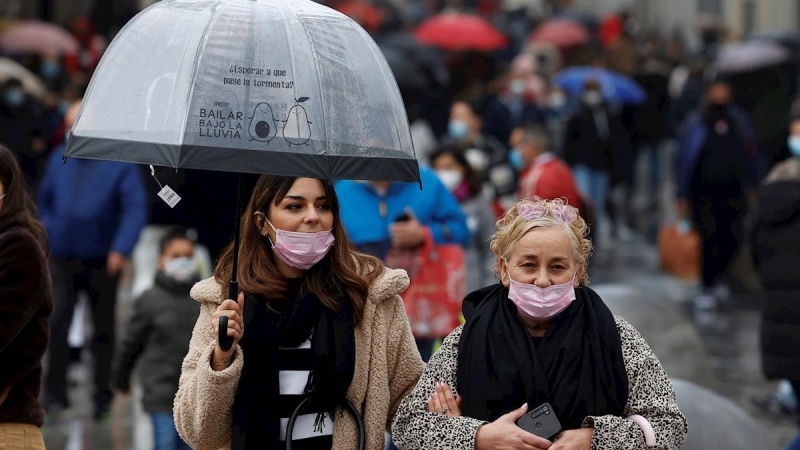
left=278, top=338, right=333, bottom=450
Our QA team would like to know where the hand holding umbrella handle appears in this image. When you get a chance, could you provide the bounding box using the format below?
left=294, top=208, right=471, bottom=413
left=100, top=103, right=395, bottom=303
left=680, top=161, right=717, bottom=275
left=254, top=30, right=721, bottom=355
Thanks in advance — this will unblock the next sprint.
left=218, top=316, right=234, bottom=352
left=218, top=281, right=238, bottom=352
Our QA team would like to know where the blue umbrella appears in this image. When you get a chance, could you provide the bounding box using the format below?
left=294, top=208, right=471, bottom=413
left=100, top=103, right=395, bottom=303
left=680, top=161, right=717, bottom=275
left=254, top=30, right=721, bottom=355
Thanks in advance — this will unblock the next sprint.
left=554, top=66, right=646, bottom=104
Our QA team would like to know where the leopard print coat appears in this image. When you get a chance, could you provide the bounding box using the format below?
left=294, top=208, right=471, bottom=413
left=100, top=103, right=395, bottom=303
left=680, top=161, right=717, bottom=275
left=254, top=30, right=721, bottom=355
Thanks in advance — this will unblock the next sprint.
left=391, top=316, right=687, bottom=450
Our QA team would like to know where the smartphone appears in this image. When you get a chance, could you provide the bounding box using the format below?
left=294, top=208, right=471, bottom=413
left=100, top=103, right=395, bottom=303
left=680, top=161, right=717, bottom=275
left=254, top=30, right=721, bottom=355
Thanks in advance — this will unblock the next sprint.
left=394, top=212, right=410, bottom=223
left=515, top=403, right=562, bottom=441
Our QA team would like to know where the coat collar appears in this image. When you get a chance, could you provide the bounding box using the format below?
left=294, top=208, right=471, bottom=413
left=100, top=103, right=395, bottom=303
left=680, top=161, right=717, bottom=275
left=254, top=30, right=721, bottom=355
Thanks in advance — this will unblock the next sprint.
left=190, top=267, right=409, bottom=306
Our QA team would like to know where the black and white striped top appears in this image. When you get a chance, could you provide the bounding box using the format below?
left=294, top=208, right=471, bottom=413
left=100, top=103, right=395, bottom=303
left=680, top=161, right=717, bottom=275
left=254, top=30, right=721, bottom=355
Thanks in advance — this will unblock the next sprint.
left=278, top=338, right=334, bottom=450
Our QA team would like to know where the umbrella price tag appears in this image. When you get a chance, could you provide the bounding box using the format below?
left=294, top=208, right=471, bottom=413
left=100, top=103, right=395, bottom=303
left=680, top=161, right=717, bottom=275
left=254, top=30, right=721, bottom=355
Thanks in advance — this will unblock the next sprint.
left=158, top=185, right=181, bottom=208
left=150, top=165, right=181, bottom=208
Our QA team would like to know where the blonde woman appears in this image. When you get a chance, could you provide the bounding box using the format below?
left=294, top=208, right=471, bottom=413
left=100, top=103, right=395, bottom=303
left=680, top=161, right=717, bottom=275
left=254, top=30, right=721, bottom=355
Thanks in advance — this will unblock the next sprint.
left=392, top=197, right=687, bottom=450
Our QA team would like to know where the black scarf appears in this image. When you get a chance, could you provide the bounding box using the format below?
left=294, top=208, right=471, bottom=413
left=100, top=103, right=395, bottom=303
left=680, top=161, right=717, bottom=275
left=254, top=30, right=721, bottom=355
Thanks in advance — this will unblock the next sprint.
left=457, top=284, right=628, bottom=430
left=231, top=280, right=356, bottom=450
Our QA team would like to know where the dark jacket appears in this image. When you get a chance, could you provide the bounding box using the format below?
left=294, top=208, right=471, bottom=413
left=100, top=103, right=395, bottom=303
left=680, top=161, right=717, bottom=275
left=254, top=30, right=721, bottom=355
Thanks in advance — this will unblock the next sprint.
left=38, top=145, right=148, bottom=259
left=675, top=106, right=758, bottom=198
left=112, top=272, right=198, bottom=412
left=752, top=158, right=800, bottom=380
left=563, top=102, right=616, bottom=171
left=0, top=215, right=53, bottom=427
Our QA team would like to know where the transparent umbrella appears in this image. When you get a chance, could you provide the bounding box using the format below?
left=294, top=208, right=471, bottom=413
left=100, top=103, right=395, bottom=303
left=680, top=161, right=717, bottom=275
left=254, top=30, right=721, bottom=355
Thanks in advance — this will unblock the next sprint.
left=63, top=0, right=420, bottom=353
left=64, top=0, right=419, bottom=183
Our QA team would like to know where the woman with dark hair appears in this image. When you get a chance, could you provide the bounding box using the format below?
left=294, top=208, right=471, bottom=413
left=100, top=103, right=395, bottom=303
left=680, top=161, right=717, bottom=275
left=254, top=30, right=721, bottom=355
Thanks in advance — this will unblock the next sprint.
left=0, top=145, right=52, bottom=450
left=174, top=175, right=424, bottom=450
left=430, top=146, right=496, bottom=293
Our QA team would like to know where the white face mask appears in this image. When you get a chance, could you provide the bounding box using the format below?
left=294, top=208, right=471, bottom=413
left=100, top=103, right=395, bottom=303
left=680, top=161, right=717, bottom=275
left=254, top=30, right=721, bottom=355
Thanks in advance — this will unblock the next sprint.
left=163, top=257, right=198, bottom=283
left=509, top=80, right=526, bottom=96
left=549, top=92, right=567, bottom=109
left=436, top=170, right=464, bottom=191
left=583, top=91, right=603, bottom=106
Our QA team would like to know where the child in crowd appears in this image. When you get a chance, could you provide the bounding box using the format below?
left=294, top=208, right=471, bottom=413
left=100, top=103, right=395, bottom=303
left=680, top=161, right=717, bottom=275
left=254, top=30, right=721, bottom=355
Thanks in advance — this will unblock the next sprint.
left=112, top=227, right=200, bottom=450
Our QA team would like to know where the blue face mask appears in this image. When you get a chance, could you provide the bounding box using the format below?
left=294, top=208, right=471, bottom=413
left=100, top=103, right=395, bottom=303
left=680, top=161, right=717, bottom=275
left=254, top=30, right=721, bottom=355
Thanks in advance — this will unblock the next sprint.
left=41, top=61, right=60, bottom=78
left=448, top=120, right=469, bottom=140
left=58, top=100, right=70, bottom=115
left=4, top=89, right=24, bottom=107
left=509, top=148, right=526, bottom=170
left=789, top=136, right=800, bottom=157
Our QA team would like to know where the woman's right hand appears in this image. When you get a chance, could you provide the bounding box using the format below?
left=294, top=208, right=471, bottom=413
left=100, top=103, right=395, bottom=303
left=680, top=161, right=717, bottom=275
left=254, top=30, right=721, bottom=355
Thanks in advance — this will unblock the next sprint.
left=211, top=292, right=245, bottom=364
left=475, top=404, right=553, bottom=450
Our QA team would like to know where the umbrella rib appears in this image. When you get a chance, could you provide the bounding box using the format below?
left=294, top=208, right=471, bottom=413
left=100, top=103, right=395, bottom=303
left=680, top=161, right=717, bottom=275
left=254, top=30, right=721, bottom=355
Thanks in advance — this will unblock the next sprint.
left=177, top=0, right=226, bottom=169
left=296, top=11, right=332, bottom=179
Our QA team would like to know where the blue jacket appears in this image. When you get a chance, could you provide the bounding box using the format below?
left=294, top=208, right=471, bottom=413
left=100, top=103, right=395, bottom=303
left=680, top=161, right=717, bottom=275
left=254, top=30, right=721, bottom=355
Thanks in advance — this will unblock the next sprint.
left=335, top=167, right=471, bottom=258
left=676, top=106, right=759, bottom=198
left=38, top=146, right=148, bottom=259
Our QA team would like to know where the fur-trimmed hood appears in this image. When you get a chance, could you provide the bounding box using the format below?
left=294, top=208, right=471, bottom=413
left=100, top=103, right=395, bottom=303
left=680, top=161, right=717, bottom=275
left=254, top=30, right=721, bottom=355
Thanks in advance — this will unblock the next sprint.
left=189, top=267, right=410, bottom=306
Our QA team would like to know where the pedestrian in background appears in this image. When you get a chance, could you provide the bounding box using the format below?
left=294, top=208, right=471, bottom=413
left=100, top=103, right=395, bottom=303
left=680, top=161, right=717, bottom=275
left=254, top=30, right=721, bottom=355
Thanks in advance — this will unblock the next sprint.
left=0, top=145, right=52, bottom=450
left=444, top=99, right=517, bottom=209
left=509, top=123, right=583, bottom=213
left=751, top=115, right=800, bottom=450
left=563, top=79, right=617, bottom=243
left=173, top=176, right=424, bottom=450
left=39, top=101, right=148, bottom=419
left=430, top=146, right=496, bottom=294
left=335, top=167, right=470, bottom=360
left=112, top=227, right=199, bottom=450
left=676, top=81, right=758, bottom=309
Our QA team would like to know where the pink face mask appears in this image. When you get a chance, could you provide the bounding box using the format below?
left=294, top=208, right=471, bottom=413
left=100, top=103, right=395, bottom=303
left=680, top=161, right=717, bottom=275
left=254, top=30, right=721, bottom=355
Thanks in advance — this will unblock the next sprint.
left=263, top=216, right=335, bottom=270
left=506, top=269, right=576, bottom=320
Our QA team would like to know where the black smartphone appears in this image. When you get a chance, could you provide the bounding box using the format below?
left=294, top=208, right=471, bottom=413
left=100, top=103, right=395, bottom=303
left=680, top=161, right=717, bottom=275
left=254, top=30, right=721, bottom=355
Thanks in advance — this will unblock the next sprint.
left=394, top=213, right=410, bottom=222
left=515, top=403, right=562, bottom=441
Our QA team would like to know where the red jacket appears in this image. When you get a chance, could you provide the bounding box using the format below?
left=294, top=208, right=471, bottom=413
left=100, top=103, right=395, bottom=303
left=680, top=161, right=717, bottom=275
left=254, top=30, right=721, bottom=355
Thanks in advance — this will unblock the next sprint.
left=518, top=153, right=583, bottom=211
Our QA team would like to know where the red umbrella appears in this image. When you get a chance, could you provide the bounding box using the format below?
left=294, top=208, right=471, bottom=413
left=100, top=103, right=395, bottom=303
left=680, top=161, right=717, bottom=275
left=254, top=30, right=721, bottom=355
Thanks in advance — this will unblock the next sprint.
left=599, top=14, right=624, bottom=48
left=0, top=21, right=80, bottom=57
left=528, top=19, right=589, bottom=49
left=333, top=2, right=384, bottom=34
left=415, top=13, right=507, bottom=51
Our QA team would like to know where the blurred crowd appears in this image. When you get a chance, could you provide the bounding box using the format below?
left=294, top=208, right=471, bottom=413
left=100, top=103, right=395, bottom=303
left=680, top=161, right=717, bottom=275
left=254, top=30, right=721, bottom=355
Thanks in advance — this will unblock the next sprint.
left=3, top=0, right=800, bottom=448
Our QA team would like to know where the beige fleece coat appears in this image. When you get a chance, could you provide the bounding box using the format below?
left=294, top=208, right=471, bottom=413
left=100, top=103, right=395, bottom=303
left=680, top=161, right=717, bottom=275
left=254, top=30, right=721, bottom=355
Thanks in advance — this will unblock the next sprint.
left=173, top=268, right=424, bottom=450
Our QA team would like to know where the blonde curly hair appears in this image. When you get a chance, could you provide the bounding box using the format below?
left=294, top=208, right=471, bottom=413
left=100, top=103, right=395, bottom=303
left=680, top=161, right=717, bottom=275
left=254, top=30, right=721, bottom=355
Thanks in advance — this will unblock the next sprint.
left=490, top=197, right=593, bottom=285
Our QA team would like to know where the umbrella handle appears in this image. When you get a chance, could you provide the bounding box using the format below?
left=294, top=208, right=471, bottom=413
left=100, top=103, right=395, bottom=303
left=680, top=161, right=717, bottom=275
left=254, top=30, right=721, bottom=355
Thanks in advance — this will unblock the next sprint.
left=218, top=315, right=234, bottom=352
left=285, top=398, right=365, bottom=450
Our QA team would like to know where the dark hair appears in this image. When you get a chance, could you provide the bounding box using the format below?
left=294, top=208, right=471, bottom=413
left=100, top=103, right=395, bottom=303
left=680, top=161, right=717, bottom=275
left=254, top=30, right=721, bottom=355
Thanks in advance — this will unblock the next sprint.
left=213, top=175, right=384, bottom=323
left=429, top=145, right=483, bottom=198
left=3, top=78, right=22, bottom=90
left=159, top=226, right=192, bottom=255
left=451, top=97, right=485, bottom=119
left=519, top=123, right=549, bottom=151
left=0, top=145, right=47, bottom=251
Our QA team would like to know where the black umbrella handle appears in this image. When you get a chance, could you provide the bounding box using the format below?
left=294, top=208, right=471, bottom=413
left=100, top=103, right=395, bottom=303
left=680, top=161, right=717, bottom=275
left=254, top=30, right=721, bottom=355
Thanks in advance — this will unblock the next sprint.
left=218, top=281, right=238, bottom=352
left=219, top=175, right=244, bottom=353
left=285, top=398, right=365, bottom=450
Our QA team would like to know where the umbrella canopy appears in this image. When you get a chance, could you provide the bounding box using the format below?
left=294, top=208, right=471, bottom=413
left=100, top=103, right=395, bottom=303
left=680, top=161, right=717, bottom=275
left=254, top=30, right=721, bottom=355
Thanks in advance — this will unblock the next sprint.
left=0, top=57, right=49, bottom=100
left=554, top=66, right=646, bottom=104
left=0, top=21, right=80, bottom=57
left=715, top=41, right=791, bottom=74
left=414, top=13, right=507, bottom=51
left=65, top=0, right=419, bottom=183
left=528, top=19, right=589, bottom=49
